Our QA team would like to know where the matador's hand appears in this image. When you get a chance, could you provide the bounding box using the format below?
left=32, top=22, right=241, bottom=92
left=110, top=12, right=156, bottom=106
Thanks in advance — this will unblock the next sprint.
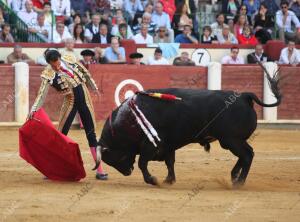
left=27, top=111, right=36, bottom=120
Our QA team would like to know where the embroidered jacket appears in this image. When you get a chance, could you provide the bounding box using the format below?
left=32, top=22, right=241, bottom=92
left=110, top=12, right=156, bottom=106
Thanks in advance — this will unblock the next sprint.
left=31, top=54, right=98, bottom=112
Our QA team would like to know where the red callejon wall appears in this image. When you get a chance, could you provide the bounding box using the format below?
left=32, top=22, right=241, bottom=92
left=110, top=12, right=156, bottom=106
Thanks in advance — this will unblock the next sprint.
left=278, top=66, right=300, bottom=119
left=89, top=65, right=207, bottom=120
left=222, top=65, right=264, bottom=119
left=0, top=65, right=15, bottom=122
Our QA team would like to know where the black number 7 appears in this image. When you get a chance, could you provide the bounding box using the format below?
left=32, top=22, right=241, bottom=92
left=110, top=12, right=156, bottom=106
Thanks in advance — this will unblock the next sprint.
left=198, top=53, right=204, bottom=63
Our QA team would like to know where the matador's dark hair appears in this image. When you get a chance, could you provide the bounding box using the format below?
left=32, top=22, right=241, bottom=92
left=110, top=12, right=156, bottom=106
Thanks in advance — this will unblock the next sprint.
left=45, top=49, right=61, bottom=63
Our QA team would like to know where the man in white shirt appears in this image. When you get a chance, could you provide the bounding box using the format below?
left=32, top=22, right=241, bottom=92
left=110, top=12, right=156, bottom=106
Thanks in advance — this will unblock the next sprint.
left=279, top=40, right=300, bottom=65
left=52, top=22, right=72, bottom=43
left=84, top=13, right=101, bottom=43
left=133, top=23, right=154, bottom=44
left=147, top=47, right=169, bottom=65
left=9, top=0, right=26, bottom=12
left=276, top=0, right=300, bottom=42
left=221, top=46, right=245, bottom=64
left=51, top=0, right=71, bottom=17
left=151, top=2, right=174, bottom=42
left=217, top=26, right=238, bottom=44
left=17, top=0, right=37, bottom=26
left=211, top=13, right=229, bottom=37
left=28, top=12, right=52, bottom=42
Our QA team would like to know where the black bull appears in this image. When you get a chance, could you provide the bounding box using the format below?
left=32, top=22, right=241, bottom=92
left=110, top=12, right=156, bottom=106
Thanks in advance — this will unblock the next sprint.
left=94, top=69, right=281, bottom=187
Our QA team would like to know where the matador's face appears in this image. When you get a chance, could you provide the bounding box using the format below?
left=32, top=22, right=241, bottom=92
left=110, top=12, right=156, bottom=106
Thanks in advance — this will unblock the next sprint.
left=50, top=59, right=61, bottom=72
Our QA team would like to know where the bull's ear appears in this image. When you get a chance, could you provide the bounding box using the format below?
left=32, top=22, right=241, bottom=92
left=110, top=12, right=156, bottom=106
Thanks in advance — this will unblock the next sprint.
left=101, top=147, right=110, bottom=153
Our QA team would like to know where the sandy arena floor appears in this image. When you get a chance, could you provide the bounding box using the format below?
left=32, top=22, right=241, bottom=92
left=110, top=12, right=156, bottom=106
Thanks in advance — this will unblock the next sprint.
left=0, top=125, right=299, bottom=222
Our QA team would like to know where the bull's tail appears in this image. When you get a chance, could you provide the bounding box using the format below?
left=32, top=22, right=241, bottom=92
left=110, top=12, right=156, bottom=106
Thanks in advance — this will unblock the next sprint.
left=243, top=61, right=281, bottom=107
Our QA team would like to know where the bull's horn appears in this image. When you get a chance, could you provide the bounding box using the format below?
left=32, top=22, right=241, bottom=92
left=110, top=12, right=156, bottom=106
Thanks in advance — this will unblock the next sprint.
left=92, top=145, right=102, bottom=171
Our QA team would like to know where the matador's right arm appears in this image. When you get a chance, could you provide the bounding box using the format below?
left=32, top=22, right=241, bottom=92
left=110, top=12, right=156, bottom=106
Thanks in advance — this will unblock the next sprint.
left=30, top=78, right=50, bottom=113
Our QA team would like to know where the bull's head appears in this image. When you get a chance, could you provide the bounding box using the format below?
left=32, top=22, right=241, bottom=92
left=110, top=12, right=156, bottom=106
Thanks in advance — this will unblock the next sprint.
left=93, top=143, right=135, bottom=176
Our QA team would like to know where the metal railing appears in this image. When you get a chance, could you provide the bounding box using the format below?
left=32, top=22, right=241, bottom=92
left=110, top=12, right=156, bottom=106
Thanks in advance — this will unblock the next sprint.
left=0, top=0, right=46, bottom=42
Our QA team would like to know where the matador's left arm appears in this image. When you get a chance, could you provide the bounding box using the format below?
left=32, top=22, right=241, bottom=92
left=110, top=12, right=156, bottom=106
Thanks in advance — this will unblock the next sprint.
left=76, top=62, right=98, bottom=91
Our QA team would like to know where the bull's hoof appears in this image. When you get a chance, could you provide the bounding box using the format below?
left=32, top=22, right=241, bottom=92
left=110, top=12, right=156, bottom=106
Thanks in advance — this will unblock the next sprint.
left=146, top=176, right=159, bottom=186
left=163, top=176, right=176, bottom=185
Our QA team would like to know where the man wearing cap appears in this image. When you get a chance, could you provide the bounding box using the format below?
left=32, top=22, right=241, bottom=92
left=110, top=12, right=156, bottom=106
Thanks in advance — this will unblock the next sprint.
left=129, top=52, right=145, bottom=65
left=28, top=50, right=108, bottom=180
left=80, top=49, right=97, bottom=68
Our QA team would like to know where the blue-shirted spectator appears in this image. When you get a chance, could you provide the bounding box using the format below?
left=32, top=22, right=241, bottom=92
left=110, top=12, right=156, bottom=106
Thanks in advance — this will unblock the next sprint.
left=123, top=0, right=143, bottom=21
left=104, top=37, right=126, bottom=63
left=151, top=2, right=171, bottom=29
left=243, top=0, right=260, bottom=17
left=175, top=25, right=198, bottom=43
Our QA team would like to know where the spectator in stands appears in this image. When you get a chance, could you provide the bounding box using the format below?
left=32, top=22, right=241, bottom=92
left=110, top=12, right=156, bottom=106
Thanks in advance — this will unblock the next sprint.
left=94, top=47, right=108, bottom=64
left=261, top=0, right=279, bottom=15
left=73, top=23, right=85, bottom=43
left=276, top=0, right=300, bottom=42
left=129, top=52, right=144, bottom=65
left=172, top=2, right=193, bottom=37
left=28, top=12, right=52, bottom=42
left=70, top=0, right=86, bottom=17
left=110, top=0, right=124, bottom=10
left=174, top=25, right=198, bottom=43
left=59, top=38, right=79, bottom=59
left=147, top=47, right=169, bottom=65
left=104, top=37, right=126, bottom=63
left=84, top=13, right=101, bottom=43
left=0, top=24, right=14, bottom=43
left=221, top=46, right=245, bottom=64
left=222, top=0, right=240, bottom=21
left=111, top=17, right=133, bottom=38
left=51, top=0, right=71, bottom=24
left=200, top=26, right=218, bottom=44
left=247, top=43, right=271, bottom=64
left=254, top=3, right=274, bottom=44
left=132, top=3, right=153, bottom=26
left=210, top=13, right=229, bottom=37
left=132, top=12, right=156, bottom=35
left=237, top=25, right=258, bottom=45
left=10, top=0, right=26, bottom=12
left=52, top=21, right=72, bottom=43
left=115, top=23, right=133, bottom=39
left=234, top=4, right=252, bottom=26
left=43, top=2, right=54, bottom=25
left=80, top=49, right=96, bottom=68
left=175, top=0, right=196, bottom=20
left=242, top=0, right=260, bottom=18
left=173, top=52, right=195, bottom=66
left=152, top=2, right=171, bottom=31
left=133, top=23, right=154, bottom=44
left=278, top=40, right=300, bottom=65
left=32, top=0, right=48, bottom=13
left=153, top=26, right=172, bottom=43
left=0, top=7, right=7, bottom=28
left=94, top=0, right=111, bottom=14
left=7, top=45, right=34, bottom=64
left=234, top=14, right=247, bottom=37
left=161, top=0, right=176, bottom=21
left=290, top=0, right=300, bottom=20
left=18, top=0, right=38, bottom=26
left=68, top=13, right=82, bottom=34
left=124, top=0, right=143, bottom=22
left=92, top=23, right=112, bottom=43
left=100, top=9, right=113, bottom=32
left=217, top=26, right=238, bottom=44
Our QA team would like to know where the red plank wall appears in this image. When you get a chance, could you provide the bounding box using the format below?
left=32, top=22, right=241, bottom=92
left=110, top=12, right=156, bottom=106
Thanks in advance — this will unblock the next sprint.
left=0, top=64, right=298, bottom=122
